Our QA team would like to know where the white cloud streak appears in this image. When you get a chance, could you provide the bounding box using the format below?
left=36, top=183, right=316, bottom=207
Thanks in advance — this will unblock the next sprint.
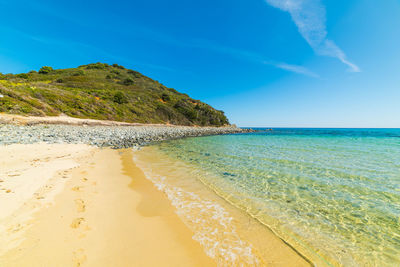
left=274, top=62, right=319, bottom=77
left=265, top=0, right=360, bottom=72
left=190, top=39, right=318, bottom=77
left=0, top=26, right=178, bottom=73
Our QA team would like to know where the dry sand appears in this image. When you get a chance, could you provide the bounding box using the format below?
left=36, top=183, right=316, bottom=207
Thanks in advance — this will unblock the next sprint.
left=0, top=113, right=143, bottom=126
left=0, top=113, right=205, bottom=127
left=0, top=144, right=215, bottom=266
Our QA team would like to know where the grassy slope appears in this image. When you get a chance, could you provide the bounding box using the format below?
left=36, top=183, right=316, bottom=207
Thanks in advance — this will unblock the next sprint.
left=0, top=63, right=229, bottom=126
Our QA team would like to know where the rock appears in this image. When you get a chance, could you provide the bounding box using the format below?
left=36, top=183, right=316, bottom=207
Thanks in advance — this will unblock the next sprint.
left=0, top=124, right=251, bottom=149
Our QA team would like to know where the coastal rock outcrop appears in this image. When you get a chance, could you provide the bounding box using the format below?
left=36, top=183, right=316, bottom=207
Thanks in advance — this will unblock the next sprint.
left=0, top=124, right=251, bottom=148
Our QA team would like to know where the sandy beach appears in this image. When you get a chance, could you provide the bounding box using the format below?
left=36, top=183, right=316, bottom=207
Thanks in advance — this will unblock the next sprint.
left=0, top=143, right=311, bottom=266
left=0, top=144, right=216, bottom=266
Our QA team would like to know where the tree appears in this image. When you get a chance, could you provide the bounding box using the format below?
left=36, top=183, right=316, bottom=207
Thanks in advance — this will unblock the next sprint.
left=39, top=66, right=53, bottom=74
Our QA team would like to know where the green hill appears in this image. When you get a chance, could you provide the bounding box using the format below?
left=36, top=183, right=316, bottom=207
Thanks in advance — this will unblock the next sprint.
left=0, top=63, right=229, bottom=126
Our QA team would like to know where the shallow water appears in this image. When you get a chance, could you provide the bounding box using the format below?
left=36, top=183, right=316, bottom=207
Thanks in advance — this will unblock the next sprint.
left=136, top=128, right=400, bottom=266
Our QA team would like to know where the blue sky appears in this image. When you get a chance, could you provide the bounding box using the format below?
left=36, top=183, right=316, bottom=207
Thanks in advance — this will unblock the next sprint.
left=0, top=0, right=399, bottom=127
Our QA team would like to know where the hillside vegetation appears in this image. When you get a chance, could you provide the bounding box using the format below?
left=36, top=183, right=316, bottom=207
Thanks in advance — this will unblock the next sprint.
left=0, top=63, right=229, bottom=126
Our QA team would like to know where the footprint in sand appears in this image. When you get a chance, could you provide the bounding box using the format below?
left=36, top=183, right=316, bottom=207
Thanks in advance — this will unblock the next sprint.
left=73, top=248, right=87, bottom=267
left=7, top=173, right=21, bottom=177
left=70, top=218, right=90, bottom=232
left=7, top=223, right=22, bottom=233
left=62, top=170, right=70, bottom=179
left=71, top=186, right=82, bottom=192
left=70, top=218, right=85, bottom=229
left=74, top=199, right=86, bottom=212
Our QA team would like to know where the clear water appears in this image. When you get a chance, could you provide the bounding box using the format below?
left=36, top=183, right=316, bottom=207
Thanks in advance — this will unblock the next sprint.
left=145, top=128, right=400, bottom=266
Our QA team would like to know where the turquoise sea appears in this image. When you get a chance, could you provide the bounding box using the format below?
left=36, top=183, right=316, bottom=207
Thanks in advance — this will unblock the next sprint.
left=135, top=128, right=400, bottom=266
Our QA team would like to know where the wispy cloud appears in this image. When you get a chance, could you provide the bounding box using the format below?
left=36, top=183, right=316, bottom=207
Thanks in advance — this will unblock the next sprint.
left=265, top=0, right=360, bottom=72
left=273, top=62, right=319, bottom=77
left=0, top=3, right=317, bottom=77
left=0, top=25, right=178, bottom=73
left=189, top=39, right=318, bottom=77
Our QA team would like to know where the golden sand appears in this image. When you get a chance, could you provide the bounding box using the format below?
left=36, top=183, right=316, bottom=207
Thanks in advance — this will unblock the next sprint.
left=0, top=144, right=311, bottom=266
left=0, top=144, right=215, bottom=266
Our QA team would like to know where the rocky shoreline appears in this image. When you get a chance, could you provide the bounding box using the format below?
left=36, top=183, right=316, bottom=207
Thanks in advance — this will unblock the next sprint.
left=0, top=124, right=251, bottom=148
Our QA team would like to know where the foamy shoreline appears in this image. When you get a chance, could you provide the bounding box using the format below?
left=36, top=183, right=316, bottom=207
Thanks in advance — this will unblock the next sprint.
left=134, top=146, right=313, bottom=267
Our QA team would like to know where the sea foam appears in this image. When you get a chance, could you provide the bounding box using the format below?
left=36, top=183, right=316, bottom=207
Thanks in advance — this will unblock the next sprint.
left=133, top=152, right=260, bottom=266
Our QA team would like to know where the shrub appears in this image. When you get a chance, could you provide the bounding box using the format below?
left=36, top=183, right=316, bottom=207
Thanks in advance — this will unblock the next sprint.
left=127, top=70, right=141, bottom=78
left=72, top=70, right=85, bottom=76
left=85, top=63, right=108, bottom=69
left=174, top=100, right=197, bottom=120
left=122, top=78, right=134, bottom=86
left=113, top=91, right=128, bottom=104
left=161, top=93, right=171, bottom=102
left=112, top=64, right=125, bottom=69
left=16, top=73, right=28, bottom=79
left=39, top=66, right=54, bottom=74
